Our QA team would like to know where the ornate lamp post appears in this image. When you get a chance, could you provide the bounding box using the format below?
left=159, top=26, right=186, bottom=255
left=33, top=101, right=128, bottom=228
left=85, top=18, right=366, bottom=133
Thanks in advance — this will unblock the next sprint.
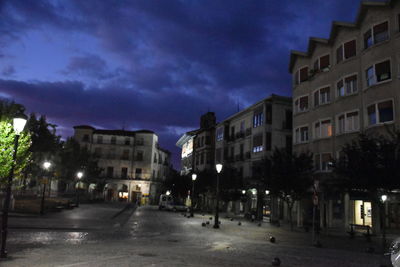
left=213, top=164, right=223, bottom=229
left=1, top=114, right=27, bottom=258
left=76, top=171, right=83, bottom=207
left=190, top=173, right=197, bottom=217
left=40, top=161, right=51, bottom=215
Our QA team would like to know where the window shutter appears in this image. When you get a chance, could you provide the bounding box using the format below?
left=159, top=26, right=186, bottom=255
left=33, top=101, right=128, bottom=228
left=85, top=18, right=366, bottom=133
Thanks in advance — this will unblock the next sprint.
left=319, top=55, right=330, bottom=69
left=344, top=40, right=356, bottom=58
left=299, top=67, right=308, bottom=82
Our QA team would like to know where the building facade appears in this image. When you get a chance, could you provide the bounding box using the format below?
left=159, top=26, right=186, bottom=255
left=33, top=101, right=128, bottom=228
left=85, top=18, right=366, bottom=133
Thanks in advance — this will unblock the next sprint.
left=289, top=0, right=400, bottom=232
left=176, top=112, right=216, bottom=175
left=73, top=125, right=170, bottom=205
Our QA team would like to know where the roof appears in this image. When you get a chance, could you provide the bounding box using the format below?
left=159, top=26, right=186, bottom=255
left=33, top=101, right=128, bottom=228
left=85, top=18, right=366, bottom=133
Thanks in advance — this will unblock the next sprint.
left=216, top=94, right=292, bottom=126
left=73, top=125, right=155, bottom=137
left=176, top=131, right=197, bottom=147
left=73, top=125, right=95, bottom=130
left=289, top=0, right=397, bottom=73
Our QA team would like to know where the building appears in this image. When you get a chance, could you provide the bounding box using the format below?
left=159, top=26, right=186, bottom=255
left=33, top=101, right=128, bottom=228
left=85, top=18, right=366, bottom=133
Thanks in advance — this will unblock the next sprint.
left=215, top=94, right=292, bottom=214
left=176, top=112, right=216, bottom=175
left=73, top=125, right=171, bottom=204
left=289, top=0, right=400, bottom=232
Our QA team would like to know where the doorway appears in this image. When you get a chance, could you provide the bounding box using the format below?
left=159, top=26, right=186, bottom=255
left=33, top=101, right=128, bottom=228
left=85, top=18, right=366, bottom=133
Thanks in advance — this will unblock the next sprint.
left=354, top=200, right=372, bottom=226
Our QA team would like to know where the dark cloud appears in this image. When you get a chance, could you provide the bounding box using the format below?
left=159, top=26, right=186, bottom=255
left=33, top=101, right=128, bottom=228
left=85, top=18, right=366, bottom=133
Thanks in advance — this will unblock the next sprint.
left=0, top=0, right=366, bottom=167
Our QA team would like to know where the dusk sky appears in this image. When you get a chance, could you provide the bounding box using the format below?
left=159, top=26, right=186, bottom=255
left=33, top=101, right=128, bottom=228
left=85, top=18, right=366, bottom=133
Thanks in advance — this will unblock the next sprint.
left=0, top=0, right=366, bottom=168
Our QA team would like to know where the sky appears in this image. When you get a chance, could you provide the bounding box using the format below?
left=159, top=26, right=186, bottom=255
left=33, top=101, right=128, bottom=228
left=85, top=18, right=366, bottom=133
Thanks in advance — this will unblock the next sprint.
left=0, top=0, right=367, bottom=169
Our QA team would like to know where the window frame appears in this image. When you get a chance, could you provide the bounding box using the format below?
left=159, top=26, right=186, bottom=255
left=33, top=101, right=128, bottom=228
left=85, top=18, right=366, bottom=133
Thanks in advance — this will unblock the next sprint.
left=313, top=53, right=330, bottom=72
left=312, top=85, right=331, bottom=107
left=294, top=94, right=309, bottom=114
left=365, top=98, right=395, bottom=127
left=294, top=124, right=309, bottom=144
left=363, top=20, right=390, bottom=49
left=335, top=109, right=360, bottom=135
left=313, top=117, right=333, bottom=140
left=294, top=65, right=309, bottom=85
left=314, top=153, right=333, bottom=172
left=364, top=58, right=392, bottom=88
left=336, top=38, right=357, bottom=64
left=336, top=72, right=358, bottom=98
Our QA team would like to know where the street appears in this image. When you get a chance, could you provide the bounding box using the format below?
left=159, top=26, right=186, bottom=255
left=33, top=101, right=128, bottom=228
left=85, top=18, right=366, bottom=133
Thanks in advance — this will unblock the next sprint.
left=1, top=204, right=392, bottom=267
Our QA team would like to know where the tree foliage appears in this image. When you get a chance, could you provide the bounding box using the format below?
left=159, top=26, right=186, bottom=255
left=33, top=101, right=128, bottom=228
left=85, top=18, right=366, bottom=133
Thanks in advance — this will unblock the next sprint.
left=334, top=133, right=400, bottom=195
left=0, top=121, right=32, bottom=187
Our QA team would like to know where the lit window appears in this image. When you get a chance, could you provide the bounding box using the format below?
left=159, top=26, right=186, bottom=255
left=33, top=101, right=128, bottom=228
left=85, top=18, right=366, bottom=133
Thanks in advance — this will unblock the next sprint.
left=314, top=119, right=332, bottom=139
left=253, top=106, right=264, bottom=128
left=216, top=127, right=224, bottom=141
left=252, top=134, right=263, bottom=153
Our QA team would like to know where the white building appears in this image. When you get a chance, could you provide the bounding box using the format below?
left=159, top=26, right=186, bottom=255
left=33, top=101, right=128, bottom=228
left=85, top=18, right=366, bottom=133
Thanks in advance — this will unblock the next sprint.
left=73, top=125, right=170, bottom=205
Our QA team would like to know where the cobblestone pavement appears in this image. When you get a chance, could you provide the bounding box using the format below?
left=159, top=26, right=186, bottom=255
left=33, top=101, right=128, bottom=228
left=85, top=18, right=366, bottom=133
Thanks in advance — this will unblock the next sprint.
left=0, top=205, right=393, bottom=267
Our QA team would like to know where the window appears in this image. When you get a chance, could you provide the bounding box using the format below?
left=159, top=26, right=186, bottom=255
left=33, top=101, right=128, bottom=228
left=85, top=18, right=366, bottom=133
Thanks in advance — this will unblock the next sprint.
left=253, top=106, right=264, bottom=127
left=240, top=143, right=244, bottom=158
left=266, top=104, right=272, bottom=124
left=295, top=126, right=309, bottom=143
left=314, top=54, right=330, bottom=71
left=285, top=135, right=292, bottom=150
left=82, top=134, right=89, bottom=142
left=206, top=152, right=212, bottom=164
left=205, top=136, right=211, bottom=145
left=230, top=127, right=235, bottom=139
left=364, top=21, right=389, bottom=49
left=367, top=100, right=394, bottom=126
left=200, top=152, right=204, bottom=164
left=106, top=167, right=113, bottom=178
left=314, top=119, right=332, bottom=139
left=97, top=135, right=103, bottom=144
left=314, top=153, right=332, bottom=172
left=136, top=151, right=143, bottom=161
left=94, top=147, right=102, bottom=157
left=265, top=132, right=272, bottom=151
left=240, top=121, right=245, bottom=133
left=336, top=111, right=359, bottom=134
left=366, top=60, right=391, bottom=86
left=314, top=87, right=330, bottom=107
left=337, top=40, right=356, bottom=63
left=294, top=66, right=309, bottom=85
left=121, top=167, right=128, bottom=179
left=216, top=127, right=224, bottom=141
left=111, top=136, right=116, bottom=144
left=121, top=149, right=129, bottom=160
left=252, top=134, right=263, bottom=153
left=154, top=153, right=157, bottom=163
left=337, top=75, right=358, bottom=97
left=108, top=148, right=115, bottom=159
left=294, top=95, right=308, bottom=113
left=136, top=138, right=144, bottom=145
left=125, top=138, right=130, bottom=145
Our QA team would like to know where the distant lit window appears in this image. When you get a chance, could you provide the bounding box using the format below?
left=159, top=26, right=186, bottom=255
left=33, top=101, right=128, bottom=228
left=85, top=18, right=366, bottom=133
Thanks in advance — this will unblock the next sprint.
left=216, top=127, right=224, bottom=141
left=253, top=106, right=264, bottom=128
left=314, top=119, right=332, bottom=139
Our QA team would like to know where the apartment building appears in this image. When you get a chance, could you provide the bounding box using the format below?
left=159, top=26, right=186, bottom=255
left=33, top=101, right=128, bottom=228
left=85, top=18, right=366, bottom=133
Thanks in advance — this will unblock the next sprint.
left=176, top=112, right=216, bottom=175
left=73, top=125, right=170, bottom=205
left=215, top=94, right=292, bottom=189
left=289, top=0, right=400, bottom=232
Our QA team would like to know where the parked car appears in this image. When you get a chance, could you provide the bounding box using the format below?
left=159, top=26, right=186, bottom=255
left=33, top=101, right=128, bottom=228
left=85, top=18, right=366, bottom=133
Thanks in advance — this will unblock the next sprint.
left=388, top=237, right=400, bottom=267
left=158, top=194, right=188, bottom=212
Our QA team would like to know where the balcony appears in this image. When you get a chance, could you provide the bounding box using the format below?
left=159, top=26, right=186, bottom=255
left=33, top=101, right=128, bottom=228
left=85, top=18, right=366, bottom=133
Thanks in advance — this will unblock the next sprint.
left=245, top=152, right=251, bottom=159
left=245, top=128, right=252, bottom=136
left=235, top=132, right=245, bottom=139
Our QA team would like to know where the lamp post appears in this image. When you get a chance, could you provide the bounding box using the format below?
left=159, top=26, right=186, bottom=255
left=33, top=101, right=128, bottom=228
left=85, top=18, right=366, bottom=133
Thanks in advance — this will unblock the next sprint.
left=190, top=173, right=197, bottom=217
left=381, top=194, right=388, bottom=253
left=214, top=164, right=223, bottom=229
left=40, top=161, right=51, bottom=215
left=76, top=171, right=83, bottom=207
left=1, top=114, right=27, bottom=258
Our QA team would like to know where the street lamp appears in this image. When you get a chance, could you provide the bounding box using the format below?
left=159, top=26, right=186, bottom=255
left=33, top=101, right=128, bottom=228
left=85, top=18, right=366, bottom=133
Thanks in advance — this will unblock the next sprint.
left=1, top=113, right=27, bottom=258
left=190, top=173, right=197, bottom=217
left=40, top=161, right=51, bottom=215
left=76, top=171, right=83, bottom=207
left=381, top=194, right=388, bottom=253
left=214, top=164, right=223, bottom=229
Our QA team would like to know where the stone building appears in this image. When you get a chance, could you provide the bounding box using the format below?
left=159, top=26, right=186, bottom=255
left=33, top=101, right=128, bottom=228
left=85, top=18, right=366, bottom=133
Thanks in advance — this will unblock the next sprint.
left=289, top=0, right=400, bottom=233
left=73, top=125, right=170, bottom=205
left=176, top=112, right=216, bottom=175
left=214, top=94, right=292, bottom=215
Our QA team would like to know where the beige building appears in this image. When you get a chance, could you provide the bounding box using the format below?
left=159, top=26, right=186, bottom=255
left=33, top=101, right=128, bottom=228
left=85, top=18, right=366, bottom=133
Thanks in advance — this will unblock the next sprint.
left=289, top=0, right=400, bottom=232
left=215, top=94, right=292, bottom=192
left=73, top=126, right=170, bottom=205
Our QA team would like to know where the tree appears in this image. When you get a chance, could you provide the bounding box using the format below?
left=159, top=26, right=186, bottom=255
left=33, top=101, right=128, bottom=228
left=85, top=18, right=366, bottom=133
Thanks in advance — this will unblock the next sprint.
left=55, top=138, right=102, bottom=192
left=334, top=133, right=400, bottom=201
left=0, top=121, right=32, bottom=188
left=269, top=147, right=314, bottom=230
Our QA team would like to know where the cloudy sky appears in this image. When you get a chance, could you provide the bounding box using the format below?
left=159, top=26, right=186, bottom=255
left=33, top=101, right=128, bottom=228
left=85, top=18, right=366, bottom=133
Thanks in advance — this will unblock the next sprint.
left=0, top=0, right=366, bottom=168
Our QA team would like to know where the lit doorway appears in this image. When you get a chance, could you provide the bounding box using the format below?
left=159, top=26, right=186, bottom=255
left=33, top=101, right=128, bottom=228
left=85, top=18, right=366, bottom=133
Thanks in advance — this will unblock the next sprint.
left=354, top=200, right=372, bottom=226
